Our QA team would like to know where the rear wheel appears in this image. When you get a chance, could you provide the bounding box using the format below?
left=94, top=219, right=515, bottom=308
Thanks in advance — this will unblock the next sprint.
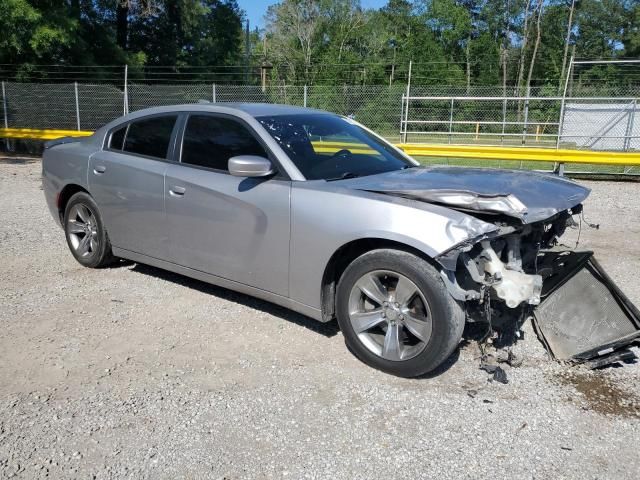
left=64, top=192, right=115, bottom=268
left=336, top=249, right=465, bottom=377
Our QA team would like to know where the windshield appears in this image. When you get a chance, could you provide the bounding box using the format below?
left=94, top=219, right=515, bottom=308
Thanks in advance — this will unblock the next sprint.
left=256, top=114, right=414, bottom=180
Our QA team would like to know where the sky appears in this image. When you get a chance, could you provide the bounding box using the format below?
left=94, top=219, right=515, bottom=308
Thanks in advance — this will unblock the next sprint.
left=239, top=0, right=389, bottom=29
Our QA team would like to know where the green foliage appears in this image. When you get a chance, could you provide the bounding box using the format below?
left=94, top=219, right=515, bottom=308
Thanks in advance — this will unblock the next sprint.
left=0, top=0, right=637, bottom=89
left=0, top=0, right=74, bottom=64
left=1, top=0, right=244, bottom=75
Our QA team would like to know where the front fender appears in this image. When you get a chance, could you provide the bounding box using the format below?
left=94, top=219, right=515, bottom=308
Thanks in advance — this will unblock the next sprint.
left=288, top=184, right=497, bottom=310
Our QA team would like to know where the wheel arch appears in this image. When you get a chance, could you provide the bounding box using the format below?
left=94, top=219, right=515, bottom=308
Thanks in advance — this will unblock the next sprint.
left=57, top=184, right=90, bottom=223
left=320, top=238, right=441, bottom=322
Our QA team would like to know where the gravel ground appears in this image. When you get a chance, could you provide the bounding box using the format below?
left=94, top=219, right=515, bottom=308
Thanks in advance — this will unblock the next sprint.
left=0, top=156, right=639, bottom=479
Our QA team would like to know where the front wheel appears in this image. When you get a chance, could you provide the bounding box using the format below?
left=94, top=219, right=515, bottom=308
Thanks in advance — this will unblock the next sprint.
left=63, top=192, right=115, bottom=268
left=336, top=249, right=465, bottom=377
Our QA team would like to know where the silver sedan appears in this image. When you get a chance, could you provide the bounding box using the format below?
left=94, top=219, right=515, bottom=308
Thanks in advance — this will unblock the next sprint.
left=42, top=103, right=589, bottom=377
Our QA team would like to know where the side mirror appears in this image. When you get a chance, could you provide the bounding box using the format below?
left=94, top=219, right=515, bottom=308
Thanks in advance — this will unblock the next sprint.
left=228, top=155, right=275, bottom=178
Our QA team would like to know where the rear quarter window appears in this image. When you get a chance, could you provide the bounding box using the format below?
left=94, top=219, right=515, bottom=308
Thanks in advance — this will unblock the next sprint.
left=109, top=126, right=126, bottom=150
left=122, top=115, right=178, bottom=159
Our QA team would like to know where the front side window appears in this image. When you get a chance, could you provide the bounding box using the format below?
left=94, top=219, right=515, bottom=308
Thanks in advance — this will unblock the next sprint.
left=257, top=114, right=413, bottom=180
left=122, top=115, right=177, bottom=159
left=181, top=115, right=268, bottom=171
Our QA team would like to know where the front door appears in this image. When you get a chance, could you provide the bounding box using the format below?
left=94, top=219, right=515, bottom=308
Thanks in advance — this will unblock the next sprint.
left=164, top=114, right=291, bottom=296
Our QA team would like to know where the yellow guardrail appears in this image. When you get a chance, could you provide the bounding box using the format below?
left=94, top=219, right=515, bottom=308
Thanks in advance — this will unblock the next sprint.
left=312, top=141, right=640, bottom=166
left=0, top=128, right=93, bottom=140
left=397, top=143, right=640, bottom=166
left=2, top=128, right=639, bottom=166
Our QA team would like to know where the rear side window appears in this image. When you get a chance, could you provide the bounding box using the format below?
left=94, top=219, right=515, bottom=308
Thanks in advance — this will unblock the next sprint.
left=123, top=115, right=177, bottom=159
left=109, top=126, right=126, bottom=150
left=181, top=115, right=268, bottom=171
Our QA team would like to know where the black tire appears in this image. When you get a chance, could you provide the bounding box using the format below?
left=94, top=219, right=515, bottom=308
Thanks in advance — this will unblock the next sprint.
left=336, top=249, right=465, bottom=377
left=63, top=192, right=115, bottom=268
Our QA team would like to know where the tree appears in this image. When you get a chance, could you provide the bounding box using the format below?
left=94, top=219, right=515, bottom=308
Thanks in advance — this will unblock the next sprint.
left=525, top=0, right=543, bottom=92
left=559, top=0, right=576, bottom=90
left=515, top=0, right=532, bottom=94
left=622, top=1, right=639, bottom=57
left=0, top=0, right=76, bottom=65
left=1, top=0, right=636, bottom=89
left=265, top=0, right=323, bottom=83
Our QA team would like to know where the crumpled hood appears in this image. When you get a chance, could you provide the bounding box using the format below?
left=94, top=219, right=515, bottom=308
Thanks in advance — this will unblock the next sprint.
left=339, top=166, right=590, bottom=224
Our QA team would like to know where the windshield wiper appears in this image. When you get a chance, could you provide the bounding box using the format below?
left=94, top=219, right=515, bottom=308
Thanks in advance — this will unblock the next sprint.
left=326, top=172, right=361, bottom=181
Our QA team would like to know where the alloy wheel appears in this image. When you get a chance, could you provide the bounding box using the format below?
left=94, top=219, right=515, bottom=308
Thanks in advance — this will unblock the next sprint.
left=67, top=203, right=99, bottom=258
left=348, top=270, right=433, bottom=361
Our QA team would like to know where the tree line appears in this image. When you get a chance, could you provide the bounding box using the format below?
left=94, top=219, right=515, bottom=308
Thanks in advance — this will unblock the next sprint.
left=1, top=1, right=638, bottom=88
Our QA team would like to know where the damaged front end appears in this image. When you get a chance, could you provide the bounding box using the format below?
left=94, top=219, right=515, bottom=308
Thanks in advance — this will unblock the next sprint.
left=437, top=206, right=640, bottom=367
left=344, top=166, right=640, bottom=366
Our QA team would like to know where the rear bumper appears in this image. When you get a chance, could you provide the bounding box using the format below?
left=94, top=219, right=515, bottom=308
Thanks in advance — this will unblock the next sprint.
left=42, top=173, right=62, bottom=228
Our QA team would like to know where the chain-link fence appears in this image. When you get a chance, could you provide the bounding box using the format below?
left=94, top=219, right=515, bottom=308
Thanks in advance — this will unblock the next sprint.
left=400, top=92, right=640, bottom=174
left=2, top=81, right=638, bottom=174
left=401, top=94, right=639, bottom=150
left=1, top=82, right=407, bottom=139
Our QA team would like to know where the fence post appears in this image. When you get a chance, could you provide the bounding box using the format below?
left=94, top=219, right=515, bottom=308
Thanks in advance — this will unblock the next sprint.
left=402, top=94, right=411, bottom=144
left=123, top=64, right=129, bottom=115
left=557, top=163, right=565, bottom=176
left=448, top=98, right=454, bottom=144
left=402, top=61, right=412, bottom=143
left=212, top=83, right=217, bottom=103
left=400, top=93, right=405, bottom=142
left=556, top=55, right=573, bottom=148
left=303, top=85, right=307, bottom=108
left=74, top=82, right=81, bottom=131
left=1, top=81, right=7, bottom=129
left=623, top=99, right=636, bottom=152
left=500, top=98, right=507, bottom=145
left=521, top=85, right=530, bottom=145
left=556, top=101, right=567, bottom=149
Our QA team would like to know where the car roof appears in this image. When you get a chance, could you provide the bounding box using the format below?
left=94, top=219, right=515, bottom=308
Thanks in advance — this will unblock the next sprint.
left=125, top=102, right=332, bottom=118
left=215, top=102, right=329, bottom=116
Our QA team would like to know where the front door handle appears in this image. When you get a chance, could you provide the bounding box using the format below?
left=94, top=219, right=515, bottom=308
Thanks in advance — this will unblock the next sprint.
left=169, top=186, right=186, bottom=197
left=93, top=165, right=106, bottom=175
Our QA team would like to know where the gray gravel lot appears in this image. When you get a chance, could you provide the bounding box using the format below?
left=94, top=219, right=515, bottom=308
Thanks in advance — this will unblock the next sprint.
left=0, top=156, right=639, bottom=479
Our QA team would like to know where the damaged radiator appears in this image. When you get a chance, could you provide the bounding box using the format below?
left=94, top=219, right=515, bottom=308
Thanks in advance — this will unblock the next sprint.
left=533, top=251, right=640, bottom=367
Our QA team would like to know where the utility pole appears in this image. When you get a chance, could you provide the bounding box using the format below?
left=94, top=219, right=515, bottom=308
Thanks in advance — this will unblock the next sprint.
left=261, top=61, right=273, bottom=92
left=389, top=38, right=397, bottom=87
left=559, top=0, right=576, bottom=93
left=244, top=19, right=250, bottom=83
left=557, top=55, right=573, bottom=149
left=389, top=29, right=397, bottom=87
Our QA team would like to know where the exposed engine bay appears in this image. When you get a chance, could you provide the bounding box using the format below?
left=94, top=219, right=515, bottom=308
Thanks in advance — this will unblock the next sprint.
left=438, top=206, right=576, bottom=309
left=438, top=204, right=640, bottom=368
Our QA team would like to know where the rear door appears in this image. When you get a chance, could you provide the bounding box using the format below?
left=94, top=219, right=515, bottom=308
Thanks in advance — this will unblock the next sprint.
left=164, top=113, right=291, bottom=296
left=88, top=114, right=179, bottom=259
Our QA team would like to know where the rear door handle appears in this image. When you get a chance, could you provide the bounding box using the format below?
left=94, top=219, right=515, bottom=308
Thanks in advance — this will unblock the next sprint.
left=93, top=165, right=106, bottom=175
left=169, top=186, right=186, bottom=197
